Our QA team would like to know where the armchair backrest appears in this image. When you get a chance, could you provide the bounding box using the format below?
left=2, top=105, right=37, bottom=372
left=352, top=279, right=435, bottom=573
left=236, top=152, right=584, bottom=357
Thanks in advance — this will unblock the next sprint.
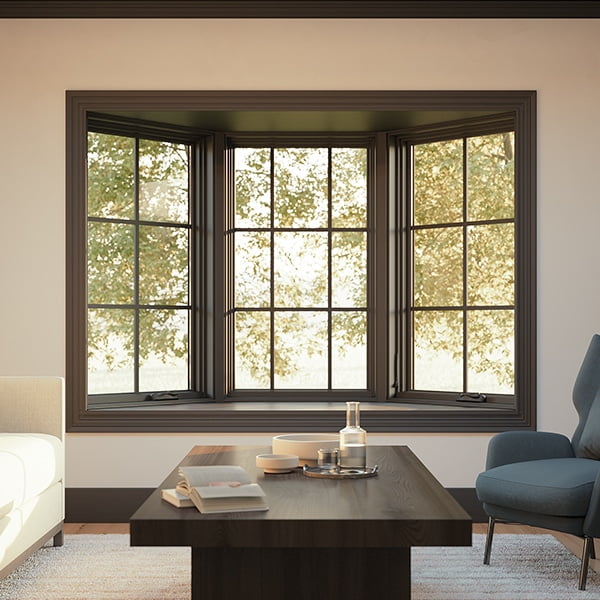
left=571, top=334, right=600, bottom=452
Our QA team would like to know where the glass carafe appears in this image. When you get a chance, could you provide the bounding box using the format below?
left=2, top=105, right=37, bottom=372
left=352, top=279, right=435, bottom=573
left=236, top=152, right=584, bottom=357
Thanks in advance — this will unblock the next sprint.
left=339, top=401, right=367, bottom=469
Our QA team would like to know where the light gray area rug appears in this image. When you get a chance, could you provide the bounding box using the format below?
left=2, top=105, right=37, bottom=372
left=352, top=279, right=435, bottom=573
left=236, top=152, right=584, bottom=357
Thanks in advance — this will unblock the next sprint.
left=0, top=534, right=598, bottom=599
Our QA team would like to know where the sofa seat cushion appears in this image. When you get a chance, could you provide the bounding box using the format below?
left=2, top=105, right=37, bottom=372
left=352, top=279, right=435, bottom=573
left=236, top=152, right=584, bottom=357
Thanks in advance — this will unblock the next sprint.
left=0, top=434, right=63, bottom=519
left=476, top=457, right=600, bottom=517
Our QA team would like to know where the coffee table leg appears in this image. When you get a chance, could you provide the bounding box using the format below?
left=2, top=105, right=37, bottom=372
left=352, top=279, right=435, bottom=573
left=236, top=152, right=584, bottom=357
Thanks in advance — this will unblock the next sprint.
left=191, top=546, right=410, bottom=600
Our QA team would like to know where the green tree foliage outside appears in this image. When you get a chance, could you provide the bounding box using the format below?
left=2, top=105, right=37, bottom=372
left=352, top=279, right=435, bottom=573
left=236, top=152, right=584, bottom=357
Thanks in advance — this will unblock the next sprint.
left=86, top=130, right=515, bottom=396
left=233, top=147, right=368, bottom=389
left=413, top=132, right=515, bottom=393
left=87, top=133, right=190, bottom=394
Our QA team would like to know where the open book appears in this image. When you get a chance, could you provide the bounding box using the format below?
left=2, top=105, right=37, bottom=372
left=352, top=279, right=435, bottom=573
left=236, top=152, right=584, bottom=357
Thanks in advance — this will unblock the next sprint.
left=171, top=465, right=268, bottom=514
left=161, top=488, right=194, bottom=508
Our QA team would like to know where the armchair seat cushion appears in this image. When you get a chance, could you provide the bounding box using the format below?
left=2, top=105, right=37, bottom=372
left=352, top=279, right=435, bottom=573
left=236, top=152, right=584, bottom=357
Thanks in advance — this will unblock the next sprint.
left=476, top=457, right=600, bottom=517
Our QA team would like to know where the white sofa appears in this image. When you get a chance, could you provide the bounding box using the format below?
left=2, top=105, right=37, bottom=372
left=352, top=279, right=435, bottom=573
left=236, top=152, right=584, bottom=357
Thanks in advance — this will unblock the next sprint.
left=0, top=377, right=64, bottom=578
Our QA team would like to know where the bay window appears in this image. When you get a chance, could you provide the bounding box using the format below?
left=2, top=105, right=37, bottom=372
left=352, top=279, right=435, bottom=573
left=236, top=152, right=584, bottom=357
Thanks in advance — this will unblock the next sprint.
left=66, top=90, right=536, bottom=432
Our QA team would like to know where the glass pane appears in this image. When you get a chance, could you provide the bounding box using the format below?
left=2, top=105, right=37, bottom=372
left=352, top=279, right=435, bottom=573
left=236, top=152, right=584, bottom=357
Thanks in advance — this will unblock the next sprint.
left=139, top=309, right=189, bottom=392
left=467, top=223, right=514, bottom=306
left=274, top=148, right=328, bottom=228
left=332, top=232, right=367, bottom=307
left=274, top=311, right=327, bottom=388
left=87, top=132, right=135, bottom=220
left=274, top=232, right=328, bottom=307
left=332, top=311, right=367, bottom=389
left=414, top=139, right=463, bottom=226
left=413, top=227, right=462, bottom=307
left=467, top=310, right=514, bottom=394
left=467, top=132, right=514, bottom=221
left=87, top=221, right=134, bottom=304
left=88, top=308, right=134, bottom=394
left=235, top=232, right=270, bottom=308
left=139, top=225, right=189, bottom=305
left=139, top=139, right=189, bottom=223
left=332, top=147, right=367, bottom=228
left=413, top=310, right=463, bottom=392
left=235, top=148, right=271, bottom=228
left=235, top=311, right=271, bottom=389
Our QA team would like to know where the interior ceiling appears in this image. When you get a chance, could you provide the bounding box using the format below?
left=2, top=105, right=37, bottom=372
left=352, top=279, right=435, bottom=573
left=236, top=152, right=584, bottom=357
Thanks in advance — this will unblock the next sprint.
left=102, top=109, right=502, bottom=133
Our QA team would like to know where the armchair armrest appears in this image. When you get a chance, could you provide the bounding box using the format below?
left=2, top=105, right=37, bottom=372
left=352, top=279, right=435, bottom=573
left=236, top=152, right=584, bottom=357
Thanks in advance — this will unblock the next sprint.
left=584, top=469, right=600, bottom=538
left=485, top=430, right=574, bottom=470
left=0, top=377, right=64, bottom=442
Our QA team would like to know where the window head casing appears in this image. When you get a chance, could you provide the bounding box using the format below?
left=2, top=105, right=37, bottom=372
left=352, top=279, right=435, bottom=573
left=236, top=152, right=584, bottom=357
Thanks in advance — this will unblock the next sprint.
left=66, top=90, right=536, bottom=432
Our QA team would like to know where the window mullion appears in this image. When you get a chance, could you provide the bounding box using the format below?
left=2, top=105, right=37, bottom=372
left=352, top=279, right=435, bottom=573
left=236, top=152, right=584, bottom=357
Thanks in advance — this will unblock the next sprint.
left=189, top=142, right=198, bottom=393
left=134, top=137, right=141, bottom=394
left=462, top=136, right=468, bottom=394
left=269, top=147, right=275, bottom=391
left=327, top=148, right=333, bottom=391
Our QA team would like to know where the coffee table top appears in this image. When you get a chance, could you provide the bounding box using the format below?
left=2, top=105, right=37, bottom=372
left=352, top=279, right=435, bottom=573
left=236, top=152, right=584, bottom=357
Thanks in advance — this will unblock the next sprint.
left=130, top=445, right=471, bottom=549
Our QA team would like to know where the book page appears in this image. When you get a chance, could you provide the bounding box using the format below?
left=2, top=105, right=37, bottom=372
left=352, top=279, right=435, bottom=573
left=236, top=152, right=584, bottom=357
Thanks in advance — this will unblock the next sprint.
left=193, top=483, right=265, bottom=499
left=177, top=465, right=252, bottom=493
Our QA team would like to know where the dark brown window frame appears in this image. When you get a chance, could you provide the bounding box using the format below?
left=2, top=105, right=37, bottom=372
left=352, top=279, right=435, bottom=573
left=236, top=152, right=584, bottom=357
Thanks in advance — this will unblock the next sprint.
left=225, top=139, right=373, bottom=397
left=85, top=128, right=201, bottom=407
left=394, top=117, right=519, bottom=406
left=66, top=90, right=536, bottom=433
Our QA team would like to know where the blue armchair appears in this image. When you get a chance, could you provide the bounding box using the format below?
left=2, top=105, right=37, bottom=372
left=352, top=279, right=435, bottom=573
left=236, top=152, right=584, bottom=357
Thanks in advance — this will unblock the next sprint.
left=476, top=334, right=600, bottom=590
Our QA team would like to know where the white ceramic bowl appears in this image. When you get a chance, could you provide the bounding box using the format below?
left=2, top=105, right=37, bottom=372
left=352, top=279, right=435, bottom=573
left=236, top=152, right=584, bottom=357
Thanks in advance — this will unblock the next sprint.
left=272, top=433, right=340, bottom=462
left=256, top=453, right=299, bottom=474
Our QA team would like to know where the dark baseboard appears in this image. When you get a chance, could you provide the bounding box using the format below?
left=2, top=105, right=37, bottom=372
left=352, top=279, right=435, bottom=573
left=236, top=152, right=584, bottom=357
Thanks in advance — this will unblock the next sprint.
left=448, top=488, right=487, bottom=522
left=66, top=487, right=486, bottom=523
left=66, top=488, right=154, bottom=522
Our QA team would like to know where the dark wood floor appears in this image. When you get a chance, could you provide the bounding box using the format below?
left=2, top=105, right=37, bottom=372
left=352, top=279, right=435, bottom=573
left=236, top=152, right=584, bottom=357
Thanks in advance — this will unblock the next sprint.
left=64, top=523, right=544, bottom=535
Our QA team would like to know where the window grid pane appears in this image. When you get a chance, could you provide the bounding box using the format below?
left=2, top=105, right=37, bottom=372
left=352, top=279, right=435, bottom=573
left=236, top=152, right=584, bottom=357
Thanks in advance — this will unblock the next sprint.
left=467, top=310, right=514, bottom=394
left=273, top=148, right=328, bottom=228
left=413, top=139, right=463, bottom=226
left=87, top=132, right=192, bottom=396
left=87, top=221, right=135, bottom=305
left=413, top=310, right=463, bottom=392
left=233, top=145, right=369, bottom=391
left=87, top=132, right=135, bottom=220
left=88, top=308, right=135, bottom=395
left=467, top=132, right=515, bottom=221
left=139, top=140, right=190, bottom=223
left=139, top=309, right=190, bottom=392
left=411, top=132, right=515, bottom=395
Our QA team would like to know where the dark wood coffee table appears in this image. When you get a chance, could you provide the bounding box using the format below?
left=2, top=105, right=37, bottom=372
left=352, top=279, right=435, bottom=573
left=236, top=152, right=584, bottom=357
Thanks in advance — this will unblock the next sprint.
left=130, top=445, right=471, bottom=600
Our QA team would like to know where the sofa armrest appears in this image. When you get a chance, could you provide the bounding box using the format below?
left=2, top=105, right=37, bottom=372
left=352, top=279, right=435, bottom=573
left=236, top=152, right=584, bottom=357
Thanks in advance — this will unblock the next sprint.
left=485, top=430, right=574, bottom=470
left=0, top=377, right=64, bottom=442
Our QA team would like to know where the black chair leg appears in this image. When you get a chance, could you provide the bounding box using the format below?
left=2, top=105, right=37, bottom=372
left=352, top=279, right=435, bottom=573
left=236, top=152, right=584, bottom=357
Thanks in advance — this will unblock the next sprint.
left=579, top=536, right=593, bottom=590
left=483, top=516, right=495, bottom=565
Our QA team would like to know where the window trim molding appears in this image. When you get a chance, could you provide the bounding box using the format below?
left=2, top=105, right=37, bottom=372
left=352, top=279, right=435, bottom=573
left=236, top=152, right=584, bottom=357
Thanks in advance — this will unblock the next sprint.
left=66, top=89, right=536, bottom=433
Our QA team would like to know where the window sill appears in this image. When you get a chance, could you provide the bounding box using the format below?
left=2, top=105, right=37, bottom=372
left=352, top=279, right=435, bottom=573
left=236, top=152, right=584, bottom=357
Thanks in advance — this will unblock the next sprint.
left=71, top=400, right=532, bottom=433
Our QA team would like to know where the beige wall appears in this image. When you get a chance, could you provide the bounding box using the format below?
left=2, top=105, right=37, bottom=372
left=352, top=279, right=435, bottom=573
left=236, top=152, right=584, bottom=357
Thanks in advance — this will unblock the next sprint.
left=1, top=18, right=599, bottom=487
